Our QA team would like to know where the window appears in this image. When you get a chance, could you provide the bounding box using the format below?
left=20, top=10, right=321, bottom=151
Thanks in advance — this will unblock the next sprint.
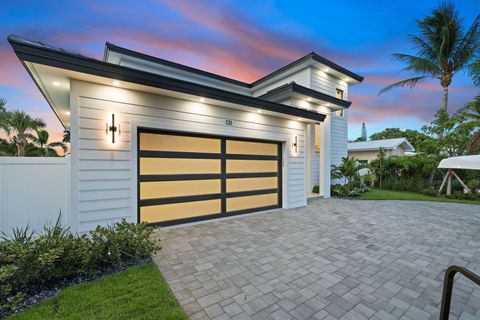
left=336, top=89, right=344, bottom=100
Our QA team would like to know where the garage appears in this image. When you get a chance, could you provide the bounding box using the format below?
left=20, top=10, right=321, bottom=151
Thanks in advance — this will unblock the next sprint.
left=138, top=129, right=282, bottom=226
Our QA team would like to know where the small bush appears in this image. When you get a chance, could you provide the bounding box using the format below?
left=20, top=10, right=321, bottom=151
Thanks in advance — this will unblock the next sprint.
left=312, top=185, right=319, bottom=194
left=331, top=184, right=367, bottom=197
left=421, top=188, right=438, bottom=197
left=0, top=217, right=160, bottom=314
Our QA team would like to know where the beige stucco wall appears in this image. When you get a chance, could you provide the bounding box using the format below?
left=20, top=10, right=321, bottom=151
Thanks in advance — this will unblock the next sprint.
left=348, top=146, right=408, bottom=163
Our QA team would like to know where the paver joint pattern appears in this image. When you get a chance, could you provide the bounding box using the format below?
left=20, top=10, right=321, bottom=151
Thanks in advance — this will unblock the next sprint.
left=152, top=199, right=480, bottom=320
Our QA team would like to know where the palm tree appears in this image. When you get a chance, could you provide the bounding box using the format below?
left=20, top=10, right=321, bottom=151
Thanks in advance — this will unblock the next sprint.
left=0, top=98, right=8, bottom=132
left=331, top=156, right=362, bottom=189
left=62, top=129, right=70, bottom=143
left=4, top=110, right=45, bottom=157
left=462, top=96, right=480, bottom=154
left=35, top=130, right=66, bottom=156
left=380, top=2, right=480, bottom=111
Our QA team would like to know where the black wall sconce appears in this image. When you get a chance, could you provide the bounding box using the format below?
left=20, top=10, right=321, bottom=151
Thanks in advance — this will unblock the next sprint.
left=106, top=113, right=121, bottom=143
left=291, top=135, right=298, bottom=155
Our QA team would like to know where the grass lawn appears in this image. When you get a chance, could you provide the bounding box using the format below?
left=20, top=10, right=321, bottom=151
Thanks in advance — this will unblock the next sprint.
left=361, top=188, right=480, bottom=205
left=10, top=262, right=188, bottom=320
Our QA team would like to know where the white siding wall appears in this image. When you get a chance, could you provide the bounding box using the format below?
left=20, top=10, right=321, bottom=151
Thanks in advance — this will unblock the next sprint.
left=70, top=80, right=307, bottom=233
left=330, top=110, right=348, bottom=167
left=252, top=68, right=311, bottom=97
left=310, top=68, right=349, bottom=98
left=0, top=157, right=69, bottom=235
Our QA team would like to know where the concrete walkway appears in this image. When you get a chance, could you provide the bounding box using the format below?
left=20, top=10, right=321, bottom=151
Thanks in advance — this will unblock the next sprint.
left=152, top=199, right=480, bottom=320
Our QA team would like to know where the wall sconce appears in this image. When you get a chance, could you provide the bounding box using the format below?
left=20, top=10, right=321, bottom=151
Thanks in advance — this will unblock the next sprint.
left=291, top=135, right=298, bottom=155
left=105, top=113, right=121, bottom=143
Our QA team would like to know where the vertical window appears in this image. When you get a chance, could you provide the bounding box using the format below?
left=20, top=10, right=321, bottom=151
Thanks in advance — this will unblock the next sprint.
left=336, top=89, right=344, bottom=99
left=314, top=124, right=320, bottom=153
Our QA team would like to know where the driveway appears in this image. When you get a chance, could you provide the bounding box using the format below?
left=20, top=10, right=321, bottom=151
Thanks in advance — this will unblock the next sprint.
left=152, top=199, right=480, bottom=320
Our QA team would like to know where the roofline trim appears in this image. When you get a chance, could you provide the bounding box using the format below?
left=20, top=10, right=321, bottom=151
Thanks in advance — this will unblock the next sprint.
left=8, top=35, right=325, bottom=123
left=105, top=42, right=252, bottom=88
left=105, top=43, right=364, bottom=89
left=259, top=82, right=352, bottom=108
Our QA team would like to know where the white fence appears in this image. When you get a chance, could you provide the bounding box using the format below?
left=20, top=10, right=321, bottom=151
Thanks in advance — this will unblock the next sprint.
left=0, top=157, right=69, bottom=235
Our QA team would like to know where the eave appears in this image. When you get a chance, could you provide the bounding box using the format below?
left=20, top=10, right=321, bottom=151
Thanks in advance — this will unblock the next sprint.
left=8, top=35, right=326, bottom=123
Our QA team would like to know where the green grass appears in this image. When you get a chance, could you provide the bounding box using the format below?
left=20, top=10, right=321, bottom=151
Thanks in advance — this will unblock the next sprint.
left=10, top=262, right=188, bottom=320
left=361, top=189, right=480, bottom=205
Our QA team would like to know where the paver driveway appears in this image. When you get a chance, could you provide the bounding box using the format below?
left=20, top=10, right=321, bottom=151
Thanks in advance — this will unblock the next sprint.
left=152, top=199, right=480, bottom=320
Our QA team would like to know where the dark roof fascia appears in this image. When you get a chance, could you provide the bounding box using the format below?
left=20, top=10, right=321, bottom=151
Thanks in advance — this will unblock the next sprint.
left=251, top=53, right=364, bottom=87
left=105, top=42, right=251, bottom=88
left=260, top=82, right=352, bottom=108
left=8, top=36, right=325, bottom=123
left=105, top=43, right=363, bottom=89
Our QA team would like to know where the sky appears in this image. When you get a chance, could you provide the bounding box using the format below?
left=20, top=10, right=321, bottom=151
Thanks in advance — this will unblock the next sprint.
left=0, top=0, right=479, bottom=141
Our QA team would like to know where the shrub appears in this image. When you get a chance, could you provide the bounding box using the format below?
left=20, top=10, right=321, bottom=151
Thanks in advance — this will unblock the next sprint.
left=0, top=217, right=160, bottom=313
left=312, top=185, right=319, bottom=194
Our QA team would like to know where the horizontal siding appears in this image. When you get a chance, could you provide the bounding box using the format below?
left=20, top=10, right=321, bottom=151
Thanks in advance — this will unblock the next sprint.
left=72, top=81, right=307, bottom=232
left=310, top=68, right=348, bottom=99
left=253, top=68, right=311, bottom=97
left=331, top=112, right=348, bottom=167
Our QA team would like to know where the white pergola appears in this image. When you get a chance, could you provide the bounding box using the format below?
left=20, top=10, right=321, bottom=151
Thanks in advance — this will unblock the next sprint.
left=437, top=155, right=480, bottom=195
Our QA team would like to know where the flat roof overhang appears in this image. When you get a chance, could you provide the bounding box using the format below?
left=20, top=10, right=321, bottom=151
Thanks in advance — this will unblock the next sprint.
left=259, top=82, right=352, bottom=110
left=9, top=35, right=326, bottom=127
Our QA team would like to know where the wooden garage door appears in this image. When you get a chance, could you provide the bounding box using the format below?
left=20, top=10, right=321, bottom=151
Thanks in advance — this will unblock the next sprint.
left=138, top=129, right=282, bottom=226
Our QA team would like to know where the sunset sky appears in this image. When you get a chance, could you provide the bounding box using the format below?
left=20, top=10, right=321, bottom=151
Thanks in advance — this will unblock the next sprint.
left=1, top=0, right=479, bottom=141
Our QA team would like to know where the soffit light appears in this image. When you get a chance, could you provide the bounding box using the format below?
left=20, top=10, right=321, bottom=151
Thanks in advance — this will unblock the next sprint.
left=52, top=81, right=60, bottom=87
left=113, top=80, right=120, bottom=86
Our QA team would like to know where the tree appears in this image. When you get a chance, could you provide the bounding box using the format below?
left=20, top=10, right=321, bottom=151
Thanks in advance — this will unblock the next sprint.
left=470, top=56, right=480, bottom=86
left=377, top=147, right=386, bottom=189
left=3, top=110, right=46, bottom=157
left=35, top=130, right=67, bottom=157
left=379, top=2, right=480, bottom=110
left=63, top=129, right=71, bottom=143
left=331, top=156, right=362, bottom=189
left=355, top=123, right=367, bottom=142
left=0, top=98, right=8, bottom=133
left=461, top=96, right=480, bottom=154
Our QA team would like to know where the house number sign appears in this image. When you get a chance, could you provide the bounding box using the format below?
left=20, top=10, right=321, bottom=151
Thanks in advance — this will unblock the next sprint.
left=225, top=119, right=233, bottom=126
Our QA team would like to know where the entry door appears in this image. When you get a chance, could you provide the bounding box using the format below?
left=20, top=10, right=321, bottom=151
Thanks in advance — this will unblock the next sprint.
left=138, top=129, right=282, bottom=226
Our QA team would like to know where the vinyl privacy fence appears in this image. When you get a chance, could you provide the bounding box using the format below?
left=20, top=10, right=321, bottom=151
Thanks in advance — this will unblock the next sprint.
left=0, top=157, right=69, bottom=235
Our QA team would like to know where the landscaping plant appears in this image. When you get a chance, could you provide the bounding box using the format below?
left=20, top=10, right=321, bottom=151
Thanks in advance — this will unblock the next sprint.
left=331, top=156, right=369, bottom=197
left=0, top=216, right=160, bottom=315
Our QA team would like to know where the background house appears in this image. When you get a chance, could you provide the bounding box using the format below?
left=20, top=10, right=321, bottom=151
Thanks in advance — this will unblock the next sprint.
left=2, top=35, right=362, bottom=233
left=347, top=138, right=415, bottom=164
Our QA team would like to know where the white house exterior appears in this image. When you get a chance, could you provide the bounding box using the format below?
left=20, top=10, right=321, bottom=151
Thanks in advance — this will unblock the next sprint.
left=8, top=35, right=363, bottom=233
left=348, top=138, right=415, bottom=164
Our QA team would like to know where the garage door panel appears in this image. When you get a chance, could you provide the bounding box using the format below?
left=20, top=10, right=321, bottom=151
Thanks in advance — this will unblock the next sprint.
left=140, top=132, right=220, bottom=153
left=227, top=140, right=277, bottom=156
left=138, top=130, right=281, bottom=225
left=226, top=160, right=278, bottom=173
left=140, top=179, right=221, bottom=199
left=140, top=158, right=220, bottom=174
left=227, top=193, right=278, bottom=212
left=227, top=177, right=278, bottom=192
left=140, top=199, right=221, bottom=223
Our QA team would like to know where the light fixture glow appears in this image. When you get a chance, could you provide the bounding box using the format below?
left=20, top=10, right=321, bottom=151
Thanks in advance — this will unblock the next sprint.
left=257, top=109, right=262, bottom=113
left=65, top=111, right=71, bottom=115
left=52, top=81, right=60, bottom=87
left=307, top=97, right=312, bottom=102
left=199, top=97, right=205, bottom=102
left=297, top=117, right=302, bottom=121
left=113, top=80, right=120, bottom=86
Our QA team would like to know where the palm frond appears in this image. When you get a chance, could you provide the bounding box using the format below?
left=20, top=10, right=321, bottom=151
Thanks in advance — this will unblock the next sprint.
left=468, top=58, right=480, bottom=86
left=408, top=34, right=438, bottom=62
left=392, top=53, right=441, bottom=75
left=451, top=14, right=480, bottom=71
left=379, top=76, right=427, bottom=95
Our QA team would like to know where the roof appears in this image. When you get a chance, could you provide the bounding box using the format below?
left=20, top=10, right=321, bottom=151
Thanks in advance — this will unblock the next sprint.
left=105, top=43, right=364, bottom=87
left=438, top=155, right=480, bottom=170
left=348, top=138, right=415, bottom=152
left=8, top=35, right=326, bottom=123
left=259, top=82, right=352, bottom=108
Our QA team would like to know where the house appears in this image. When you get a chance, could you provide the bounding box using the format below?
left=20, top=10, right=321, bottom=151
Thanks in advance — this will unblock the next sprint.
left=347, top=138, right=415, bottom=164
left=8, top=35, right=363, bottom=232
